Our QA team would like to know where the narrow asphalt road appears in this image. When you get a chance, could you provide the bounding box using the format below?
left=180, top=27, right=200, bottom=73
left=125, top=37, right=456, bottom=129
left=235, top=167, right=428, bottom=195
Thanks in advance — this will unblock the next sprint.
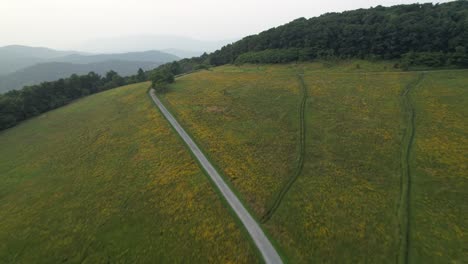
left=149, top=89, right=283, bottom=264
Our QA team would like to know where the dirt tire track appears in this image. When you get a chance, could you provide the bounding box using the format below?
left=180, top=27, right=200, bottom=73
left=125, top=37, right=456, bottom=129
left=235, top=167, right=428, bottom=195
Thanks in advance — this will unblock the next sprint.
left=398, top=73, right=425, bottom=264
left=261, top=74, right=307, bottom=223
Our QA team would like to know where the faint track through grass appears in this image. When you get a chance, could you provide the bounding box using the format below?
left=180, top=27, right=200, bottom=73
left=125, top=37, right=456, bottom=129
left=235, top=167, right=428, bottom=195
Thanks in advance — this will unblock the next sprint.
left=398, top=73, right=424, bottom=264
left=261, top=74, right=307, bottom=223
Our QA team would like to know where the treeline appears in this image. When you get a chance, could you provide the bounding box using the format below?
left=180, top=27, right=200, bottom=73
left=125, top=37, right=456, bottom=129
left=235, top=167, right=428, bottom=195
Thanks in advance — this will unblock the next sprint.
left=147, top=56, right=210, bottom=93
left=233, top=48, right=468, bottom=68
left=235, top=49, right=310, bottom=64
left=0, top=69, right=147, bottom=130
left=209, top=1, right=468, bottom=66
left=401, top=48, right=468, bottom=68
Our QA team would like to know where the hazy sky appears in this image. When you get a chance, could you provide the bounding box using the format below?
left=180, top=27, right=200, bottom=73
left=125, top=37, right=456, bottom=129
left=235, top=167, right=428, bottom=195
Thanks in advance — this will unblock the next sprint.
left=0, top=0, right=453, bottom=50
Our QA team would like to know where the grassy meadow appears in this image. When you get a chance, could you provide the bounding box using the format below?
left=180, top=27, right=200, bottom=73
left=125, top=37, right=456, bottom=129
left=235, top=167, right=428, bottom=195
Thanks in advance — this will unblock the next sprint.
left=162, top=62, right=467, bottom=263
left=0, top=82, right=259, bottom=263
left=1, top=61, right=465, bottom=263
left=409, top=71, right=467, bottom=263
left=161, top=66, right=302, bottom=215
left=270, top=70, right=417, bottom=263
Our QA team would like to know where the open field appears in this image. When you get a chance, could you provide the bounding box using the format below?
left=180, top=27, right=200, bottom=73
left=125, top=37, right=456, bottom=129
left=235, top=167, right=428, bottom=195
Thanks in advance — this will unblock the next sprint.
left=162, top=62, right=467, bottom=263
left=271, top=70, right=417, bottom=263
left=0, top=82, right=258, bottom=263
left=1, top=61, right=465, bottom=263
left=161, top=67, right=302, bottom=216
left=409, top=71, right=468, bottom=262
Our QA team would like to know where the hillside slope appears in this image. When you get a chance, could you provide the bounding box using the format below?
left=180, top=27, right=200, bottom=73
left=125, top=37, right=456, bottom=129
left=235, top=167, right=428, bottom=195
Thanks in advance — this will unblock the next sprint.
left=0, top=82, right=258, bottom=263
left=160, top=62, right=467, bottom=263
left=209, top=1, right=468, bottom=65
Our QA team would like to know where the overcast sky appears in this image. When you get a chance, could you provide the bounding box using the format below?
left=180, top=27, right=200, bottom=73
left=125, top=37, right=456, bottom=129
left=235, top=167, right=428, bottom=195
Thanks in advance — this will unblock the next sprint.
left=0, top=0, right=453, bottom=50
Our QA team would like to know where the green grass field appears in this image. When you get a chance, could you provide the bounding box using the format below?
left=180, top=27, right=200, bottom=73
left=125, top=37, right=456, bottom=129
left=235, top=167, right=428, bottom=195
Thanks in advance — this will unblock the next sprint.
left=1, top=61, right=466, bottom=263
left=161, top=62, right=467, bottom=263
left=161, top=67, right=302, bottom=216
left=409, top=71, right=467, bottom=263
left=0, top=82, right=258, bottom=263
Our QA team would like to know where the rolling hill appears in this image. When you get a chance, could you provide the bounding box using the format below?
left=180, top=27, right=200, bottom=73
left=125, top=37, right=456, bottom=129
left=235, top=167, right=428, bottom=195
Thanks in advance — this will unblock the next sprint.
left=0, top=1, right=467, bottom=263
left=159, top=62, right=467, bottom=263
left=0, top=82, right=258, bottom=263
left=0, top=60, right=160, bottom=93
left=1, top=61, right=466, bottom=262
left=0, top=45, right=85, bottom=75
left=0, top=49, right=179, bottom=92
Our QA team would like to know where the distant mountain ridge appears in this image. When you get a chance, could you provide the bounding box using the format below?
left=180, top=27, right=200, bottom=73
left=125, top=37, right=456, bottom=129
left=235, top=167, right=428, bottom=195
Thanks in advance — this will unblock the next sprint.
left=0, top=46, right=179, bottom=92
left=0, top=45, right=86, bottom=59
left=77, top=35, right=236, bottom=55
left=52, top=50, right=178, bottom=64
left=0, top=45, right=87, bottom=75
left=0, top=60, right=162, bottom=93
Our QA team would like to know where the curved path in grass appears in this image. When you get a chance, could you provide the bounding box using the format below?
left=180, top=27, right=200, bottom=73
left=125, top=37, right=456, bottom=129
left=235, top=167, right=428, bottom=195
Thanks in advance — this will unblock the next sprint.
left=149, top=89, right=283, bottom=264
left=261, top=74, right=308, bottom=223
left=398, top=73, right=425, bottom=264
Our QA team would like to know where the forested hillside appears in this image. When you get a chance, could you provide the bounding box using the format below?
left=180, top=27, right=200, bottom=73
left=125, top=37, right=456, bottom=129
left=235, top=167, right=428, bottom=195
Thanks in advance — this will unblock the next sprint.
left=208, top=1, right=468, bottom=66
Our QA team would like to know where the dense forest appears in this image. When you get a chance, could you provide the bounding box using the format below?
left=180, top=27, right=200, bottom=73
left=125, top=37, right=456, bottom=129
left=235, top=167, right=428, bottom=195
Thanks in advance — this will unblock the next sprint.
left=210, top=1, right=468, bottom=66
left=1, top=1, right=467, bottom=131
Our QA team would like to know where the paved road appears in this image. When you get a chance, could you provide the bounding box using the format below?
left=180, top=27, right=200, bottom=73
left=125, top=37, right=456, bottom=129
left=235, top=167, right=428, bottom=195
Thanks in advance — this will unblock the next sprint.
left=149, top=89, right=283, bottom=264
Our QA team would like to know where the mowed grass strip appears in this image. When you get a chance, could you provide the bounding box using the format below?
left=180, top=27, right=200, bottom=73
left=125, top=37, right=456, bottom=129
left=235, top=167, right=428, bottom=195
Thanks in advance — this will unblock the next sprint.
left=0, top=82, right=258, bottom=263
left=160, top=67, right=302, bottom=216
left=409, top=70, right=468, bottom=262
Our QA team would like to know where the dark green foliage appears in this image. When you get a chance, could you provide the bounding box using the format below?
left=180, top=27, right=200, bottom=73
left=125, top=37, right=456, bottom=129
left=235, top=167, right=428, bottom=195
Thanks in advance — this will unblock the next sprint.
left=0, top=70, right=144, bottom=130
left=137, top=68, right=146, bottom=82
left=400, top=48, right=468, bottom=69
left=208, top=2, right=468, bottom=65
left=150, top=69, right=175, bottom=94
left=235, top=49, right=302, bottom=64
left=148, top=2, right=467, bottom=72
left=401, top=52, right=447, bottom=68
left=147, top=53, right=211, bottom=78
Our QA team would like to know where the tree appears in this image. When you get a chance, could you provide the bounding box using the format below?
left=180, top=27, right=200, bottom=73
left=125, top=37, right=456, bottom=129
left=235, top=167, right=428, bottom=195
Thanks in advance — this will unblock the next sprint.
left=105, top=70, right=118, bottom=82
left=169, top=61, right=182, bottom=75
left=152, top=81, right=169, bottom=93
left=150, top=70, right=175, bottom=94
left=150, top=70, right=174, bottom=84
left=137, top=68, right=146, bottom=82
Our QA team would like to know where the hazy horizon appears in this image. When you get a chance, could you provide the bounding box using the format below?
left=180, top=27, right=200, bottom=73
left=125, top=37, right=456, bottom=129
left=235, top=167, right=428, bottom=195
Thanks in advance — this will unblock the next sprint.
left=1, top=0, right=454, bottom=52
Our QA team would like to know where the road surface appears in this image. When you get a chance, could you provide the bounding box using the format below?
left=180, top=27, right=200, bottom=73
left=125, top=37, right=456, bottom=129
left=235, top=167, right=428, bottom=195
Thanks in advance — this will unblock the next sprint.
left=149, top=89, right=283, bottom=264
